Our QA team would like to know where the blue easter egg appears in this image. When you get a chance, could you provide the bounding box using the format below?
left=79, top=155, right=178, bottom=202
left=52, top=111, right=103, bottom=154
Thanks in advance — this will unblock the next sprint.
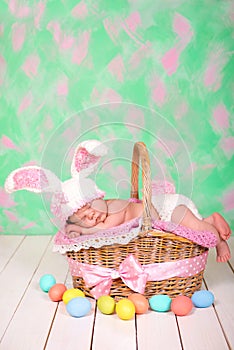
left=149, top=295, right=172, bottom=312
left=66, top=297, right=92, bottom=318
left=191, top=290, right=214, bottom=308
left=39, top=274, right=56, bottom=292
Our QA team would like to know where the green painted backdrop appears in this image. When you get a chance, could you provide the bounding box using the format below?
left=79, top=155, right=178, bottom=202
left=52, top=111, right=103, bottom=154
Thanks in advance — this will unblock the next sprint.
left=0, top=0, right=233, bottom=235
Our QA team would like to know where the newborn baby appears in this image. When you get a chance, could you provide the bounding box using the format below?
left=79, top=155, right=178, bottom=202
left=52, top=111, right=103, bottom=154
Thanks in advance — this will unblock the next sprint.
left=65, top=198, right=231, bottom=263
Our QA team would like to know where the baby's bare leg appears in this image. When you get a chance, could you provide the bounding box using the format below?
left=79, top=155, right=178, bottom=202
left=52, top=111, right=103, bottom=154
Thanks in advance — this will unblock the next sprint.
left=171, top=205, right=231, bottom=263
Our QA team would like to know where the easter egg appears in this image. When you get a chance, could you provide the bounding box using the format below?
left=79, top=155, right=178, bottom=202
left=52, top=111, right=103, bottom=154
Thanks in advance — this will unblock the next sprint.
left=39, top=274, right=56, bottom=292
left=97, top=295, right=116, bottom=315
left=48, top=283, right=67, bottom=302
left=149, top=295, right=172, bottom=312
left=128, top=293, right=149, bottom=314
left=171, top=295, right=193, bottom=316
left=62, top=288, right=85, bottom=304
left=191, top=290, right=214, bottom=308
left=66, top=297, right=92, bottom=318
left=116, top=299, right=135, bottom=320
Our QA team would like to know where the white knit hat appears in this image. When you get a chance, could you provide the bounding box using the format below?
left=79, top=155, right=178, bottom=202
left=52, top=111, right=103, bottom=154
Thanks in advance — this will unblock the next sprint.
left=4, top=140, right=107, bottom=224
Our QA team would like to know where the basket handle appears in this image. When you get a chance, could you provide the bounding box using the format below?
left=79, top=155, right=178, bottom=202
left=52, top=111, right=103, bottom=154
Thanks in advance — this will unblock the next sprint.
left=130, top=142, right=152, bottom=232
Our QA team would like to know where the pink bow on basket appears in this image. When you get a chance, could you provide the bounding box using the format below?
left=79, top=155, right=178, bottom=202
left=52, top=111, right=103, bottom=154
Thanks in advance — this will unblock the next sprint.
left=79, top=255, right=148, bottom=299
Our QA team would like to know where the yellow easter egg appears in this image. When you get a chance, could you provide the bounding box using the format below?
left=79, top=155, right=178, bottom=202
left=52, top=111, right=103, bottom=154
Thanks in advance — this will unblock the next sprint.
left=116, top=299, right=135, bottom=320
left=97, top=295, right=116, bottom=315
left=62, top=288, right=85, bottom=304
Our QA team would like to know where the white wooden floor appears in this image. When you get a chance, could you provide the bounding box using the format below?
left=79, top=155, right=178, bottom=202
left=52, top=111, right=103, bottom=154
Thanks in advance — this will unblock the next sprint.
left=0, top=235, right=233, bottom=350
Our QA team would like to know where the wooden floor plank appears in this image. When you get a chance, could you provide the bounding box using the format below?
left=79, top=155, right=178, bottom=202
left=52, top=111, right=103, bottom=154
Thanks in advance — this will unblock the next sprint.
left=0, top=236, right=51, bottom=342
left=92, top=308, right=137, bottom=350
left=2, top=242, right=68, bottom=350
left=137, top=311, right=182, bottom=350
left=45, top=269, right=96, bottom=350
left=0, top=238, right=68, bottom=350
left=203, top=242, right=234, bottom=349
left=45, top=298, right=96, bottom=350
left=177, top=306, right=229, bottom=350
left=0, top=235, right=25, bottom=273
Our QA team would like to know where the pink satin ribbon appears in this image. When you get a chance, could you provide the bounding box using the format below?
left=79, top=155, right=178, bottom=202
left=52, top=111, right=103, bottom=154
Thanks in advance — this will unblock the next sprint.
left=68, top=252, right=208, bottom=299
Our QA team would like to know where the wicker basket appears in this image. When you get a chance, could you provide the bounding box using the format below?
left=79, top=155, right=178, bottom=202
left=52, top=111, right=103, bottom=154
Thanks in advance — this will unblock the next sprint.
left=67, top=142, right=207, bottom=299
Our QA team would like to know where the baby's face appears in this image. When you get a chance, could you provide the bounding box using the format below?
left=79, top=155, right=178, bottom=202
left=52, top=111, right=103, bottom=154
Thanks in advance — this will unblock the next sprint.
left=72, top=199, right=108, bottom=228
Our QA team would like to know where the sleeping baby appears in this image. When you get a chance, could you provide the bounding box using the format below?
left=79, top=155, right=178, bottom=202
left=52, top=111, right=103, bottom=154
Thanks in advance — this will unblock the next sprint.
left=65, top=196, right=231, bottom=263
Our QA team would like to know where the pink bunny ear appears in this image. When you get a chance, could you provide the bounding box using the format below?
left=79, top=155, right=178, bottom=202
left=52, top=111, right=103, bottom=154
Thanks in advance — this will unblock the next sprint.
left=71, top=140, right=108, bottom=178
left=4, top=166, right=62, bottom=194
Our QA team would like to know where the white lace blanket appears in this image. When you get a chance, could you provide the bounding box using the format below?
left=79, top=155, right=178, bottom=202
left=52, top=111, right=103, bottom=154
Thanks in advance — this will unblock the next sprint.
left=53, top=217, right=217, bottom=254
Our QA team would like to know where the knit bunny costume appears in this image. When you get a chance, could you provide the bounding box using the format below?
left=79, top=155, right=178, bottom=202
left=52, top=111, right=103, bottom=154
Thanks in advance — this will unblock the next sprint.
left=4, top=140, right=107, bottom=224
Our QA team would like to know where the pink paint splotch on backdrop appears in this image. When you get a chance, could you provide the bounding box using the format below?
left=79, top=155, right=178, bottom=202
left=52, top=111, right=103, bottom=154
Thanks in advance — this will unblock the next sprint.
left=155, top=138, right=180, bottom=158
left=9, top=0, right=31, bottom=18
left=3, top=209, right=19, bottom=222
left=174, top=101, right=189, bottom=120
left=47, top=21, right=75, bottom=50
left=150, top=76, right=167, bottom=107
left=161, top=46, right=180, bottom=76
left=72, top=31, right=91, bottom=65
left=57, top=76, right=69, bottom=96
left=103, top=17, right=121, bottom=45
left=128, top=41, right=152, bottom=70
left=203, top=48, right=229, bottom=91
left=220, top=136, right=234, bottom=159
left=12, top=23, right=26, bottom=51
left=173, top=12, right=194, bottom=45
left=22, top=222, right=36, bottom=230
left=71, top=0, right=88, bottom=19
left=108, top=55, right=125, bottom=82
left=0, top=24, right=3, bottom=36
left=212, top=104, right=230, bottom=131
left=125, top=12, right=141, bottom=33
left=162, top=13, right=194, bottom=76
left=91, top=88, right=122, bottom=106
left=18, top=92, right=33, bottom=114
left=0, top=54, right=7, bottom=85
left=1, top=135, right=20, bottom=152
left=22, top=54, right=40, bottom=78
left=0, top=188, right=17, bottom=208
left=124, top=106, right=145, bottom=138
left=34, top=1, right=46, bottom=29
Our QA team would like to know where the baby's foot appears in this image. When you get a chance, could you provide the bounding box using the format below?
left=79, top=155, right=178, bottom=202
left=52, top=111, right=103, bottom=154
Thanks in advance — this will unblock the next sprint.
left=204, top=213, right=231, bottom=240
left=216, top=240, right=231, bottom=262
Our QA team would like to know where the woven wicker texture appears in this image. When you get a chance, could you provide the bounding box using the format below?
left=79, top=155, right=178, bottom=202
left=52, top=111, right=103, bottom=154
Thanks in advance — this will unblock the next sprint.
left=67, top=142, right=207, bottom=299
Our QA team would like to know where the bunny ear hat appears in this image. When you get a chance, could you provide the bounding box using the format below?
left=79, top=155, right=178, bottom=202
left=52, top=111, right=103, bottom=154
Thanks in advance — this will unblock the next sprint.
left=4, top=140, right=108, bottom=224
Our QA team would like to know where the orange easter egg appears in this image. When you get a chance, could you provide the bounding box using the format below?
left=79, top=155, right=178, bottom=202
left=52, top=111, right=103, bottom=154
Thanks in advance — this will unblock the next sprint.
left=48, top=283, right=67, bottom=302
left=171, top=295, right=193, bottom=316
left=128, top=293, right=149, bottom=314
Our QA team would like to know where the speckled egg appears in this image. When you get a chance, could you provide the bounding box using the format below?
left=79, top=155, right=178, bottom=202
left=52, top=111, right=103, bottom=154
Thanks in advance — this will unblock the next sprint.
left=191, top=290, right=214, bottom=308
left=66, top=297, right=92, bottom=318
left=149, top=295, right=172, bottom=312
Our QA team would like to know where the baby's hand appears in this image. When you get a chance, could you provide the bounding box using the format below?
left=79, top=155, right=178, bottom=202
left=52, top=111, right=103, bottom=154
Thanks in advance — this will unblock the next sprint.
left=67, top=231, right=80, bottom=239
left=65, top=223, right=82, bottom=239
